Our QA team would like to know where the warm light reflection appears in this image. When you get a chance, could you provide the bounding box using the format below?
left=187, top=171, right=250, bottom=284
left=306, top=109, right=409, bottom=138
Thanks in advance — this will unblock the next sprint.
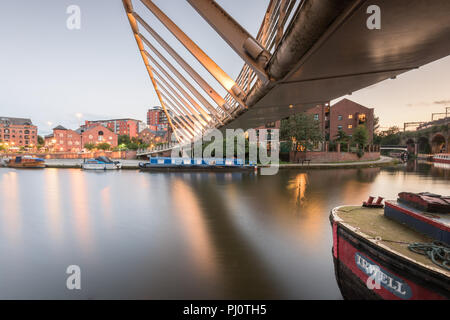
left=0, top=171, right=22, bottom=243
left=287, top=173, right=308, bottom=206
left=171, top=178, right=220, bottom=279
left=44, top=169, right=63, bottom=241
left=69, top=171, right=93, bottom=253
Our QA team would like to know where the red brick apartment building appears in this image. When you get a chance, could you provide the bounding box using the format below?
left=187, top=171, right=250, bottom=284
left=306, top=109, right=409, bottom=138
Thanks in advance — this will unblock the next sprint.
left=45, top=125, right=117, bottom=152
left=138, top=128, right=169, bottom=145
left=147, top=107, right=169, bottom=131
left=306, top=99, right=374, bottom=142
left=82, top=119, right=146, bottom=138
left=0, top=117, right=38, bottom=147
left=256, top=99, right=374, bottom=143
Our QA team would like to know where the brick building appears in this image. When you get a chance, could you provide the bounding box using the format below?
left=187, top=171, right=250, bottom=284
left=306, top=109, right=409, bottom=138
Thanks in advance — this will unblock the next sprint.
left=82, top=119, right=146, bottom=138
left=0, top=117, right=38, bottom=148
left=138, top=128, right=169, bottom=145
left=45, top=124, right=117, bottom=152
left=45, top=125, right=82, bottom=152
left=305, top=99, right=374, bottom=142
left=255, top=99, right=374, bottom=146
left=147, top=106, right=169, bottom=131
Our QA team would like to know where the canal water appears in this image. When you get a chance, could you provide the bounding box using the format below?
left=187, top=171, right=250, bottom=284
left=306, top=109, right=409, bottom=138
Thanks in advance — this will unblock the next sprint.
left=0, top=162, right=448, bottom=299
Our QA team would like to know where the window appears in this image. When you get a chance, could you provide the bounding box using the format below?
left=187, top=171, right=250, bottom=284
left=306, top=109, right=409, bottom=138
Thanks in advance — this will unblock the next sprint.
left=358, top=114, right=366, bottom=123
left=338, top=115, right=343, bottom=121
left=314, top=114, right=319, bottom=121
left=337, top=125, right=343, bottom=130
left=348, top=114, right=353, bottom=119
left=348, top=125, right=353, bottom=129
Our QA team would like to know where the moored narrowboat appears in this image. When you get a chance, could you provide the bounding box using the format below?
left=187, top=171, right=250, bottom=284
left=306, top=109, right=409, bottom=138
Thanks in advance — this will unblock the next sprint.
left=139, top=157, right=256, bottom=172
left=330, top=192, right=450, bottom=300
left=433, top=154, right=450, bottom=164
left=6, top=155, right=46, bottom=168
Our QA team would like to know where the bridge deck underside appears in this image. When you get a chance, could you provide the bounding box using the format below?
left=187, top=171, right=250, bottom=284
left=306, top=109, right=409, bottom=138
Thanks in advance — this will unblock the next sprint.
left=224, top=0, right=450, bottom=130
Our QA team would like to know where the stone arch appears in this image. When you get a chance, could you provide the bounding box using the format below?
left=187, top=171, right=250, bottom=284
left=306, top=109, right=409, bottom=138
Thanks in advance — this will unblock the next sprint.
left=405, top=138, right=415, bottom=154
left=431, top=133, right=446, bottom=153
left=417, top=136, right=431, bottom=154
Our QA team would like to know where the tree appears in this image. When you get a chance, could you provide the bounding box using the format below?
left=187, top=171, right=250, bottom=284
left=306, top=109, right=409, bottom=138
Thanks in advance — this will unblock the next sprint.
left=377, top=126, right=401, bottom=145
left=0, top=144, right=6, bottom=152
left=280, top=113, right=323, bottom=151
left=84, top=143, right=96, bottom=151
left=97, top=143, right=111, bottom=150
left=352, top=125, right=369, bottom=148
left=334, top=129, right=351, bottom=143
left=37, top=135, right=45, bottom=145
left=118, top=135, right=131, bottom=145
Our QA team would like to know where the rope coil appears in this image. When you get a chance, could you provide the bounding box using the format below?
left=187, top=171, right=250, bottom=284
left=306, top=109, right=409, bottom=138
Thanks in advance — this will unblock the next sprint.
left=408, top=241, right=450, bottom=271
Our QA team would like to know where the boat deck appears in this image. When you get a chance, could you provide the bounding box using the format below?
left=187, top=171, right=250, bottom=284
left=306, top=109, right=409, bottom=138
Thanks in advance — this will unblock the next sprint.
left=333, top=206, right=450, bottom=278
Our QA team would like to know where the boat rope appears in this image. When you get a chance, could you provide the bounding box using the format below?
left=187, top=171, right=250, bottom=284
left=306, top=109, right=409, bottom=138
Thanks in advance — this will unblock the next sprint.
left=408, top=241, right=450, bottom=271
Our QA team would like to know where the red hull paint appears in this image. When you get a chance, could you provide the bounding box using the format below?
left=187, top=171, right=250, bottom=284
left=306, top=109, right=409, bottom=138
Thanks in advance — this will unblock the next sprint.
left=434, top=158, right=450, bottom=164
left=333, top=223, right=446, bottom=300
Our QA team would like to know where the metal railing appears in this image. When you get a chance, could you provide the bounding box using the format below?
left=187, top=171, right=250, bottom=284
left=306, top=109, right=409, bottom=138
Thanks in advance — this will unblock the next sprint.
left=224, top=0, right=301, bottom=108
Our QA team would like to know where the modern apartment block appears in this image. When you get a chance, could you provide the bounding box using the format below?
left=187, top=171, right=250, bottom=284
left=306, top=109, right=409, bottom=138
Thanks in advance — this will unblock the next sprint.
left=147, top=106, right=169, bottom=131
left=82, top=119, right=146, bottom=138
left=0, top=116, right=38, bottom=147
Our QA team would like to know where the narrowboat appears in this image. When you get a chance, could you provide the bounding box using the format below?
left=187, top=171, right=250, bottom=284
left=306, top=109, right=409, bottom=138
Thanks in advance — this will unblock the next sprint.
left=433, top=154, right=450, bottom=164
left=81, top=156, right=122, bottom=170
left=139, top=157, right=256, bottom=172
left=6, top=155, right=46, bottom=168
left=330, top=192, right=449, bottom=300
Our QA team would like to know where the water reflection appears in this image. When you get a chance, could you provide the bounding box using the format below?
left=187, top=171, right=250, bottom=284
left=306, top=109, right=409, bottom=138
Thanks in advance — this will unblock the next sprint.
left=44, top=169, right=63, bottom=242
left=0, top=162, right=447, bottom=299
left=0, top=171, right=22, bottom=244
left=69, top=171, right=94, bottom=254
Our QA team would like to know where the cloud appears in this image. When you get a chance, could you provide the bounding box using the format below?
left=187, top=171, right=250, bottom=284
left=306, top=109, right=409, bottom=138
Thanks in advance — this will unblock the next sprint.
left=406, top=99, right=450, bottom=107
left=433, top=100, right=450, bottom=105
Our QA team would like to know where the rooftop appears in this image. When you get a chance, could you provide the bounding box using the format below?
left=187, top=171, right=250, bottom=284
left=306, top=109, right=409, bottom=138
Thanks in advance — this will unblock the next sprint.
left=0, top=117, right=34, bottom=126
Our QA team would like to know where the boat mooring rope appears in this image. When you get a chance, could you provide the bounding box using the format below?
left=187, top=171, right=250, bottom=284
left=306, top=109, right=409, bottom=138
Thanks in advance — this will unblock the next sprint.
left=408, top=241, right=450, bottom=271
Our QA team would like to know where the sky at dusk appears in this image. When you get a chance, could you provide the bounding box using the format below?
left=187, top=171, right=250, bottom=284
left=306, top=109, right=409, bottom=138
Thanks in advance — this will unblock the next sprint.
left=1, top=0, right=449, bottom=136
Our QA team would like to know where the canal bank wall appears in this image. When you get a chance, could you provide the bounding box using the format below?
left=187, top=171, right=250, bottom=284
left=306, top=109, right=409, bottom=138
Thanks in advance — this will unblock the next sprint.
left=39, top=156, right=396, bottom=170
left=277, top=156, right=397, bottom=169
left=289, top=151, right=381, bottom=163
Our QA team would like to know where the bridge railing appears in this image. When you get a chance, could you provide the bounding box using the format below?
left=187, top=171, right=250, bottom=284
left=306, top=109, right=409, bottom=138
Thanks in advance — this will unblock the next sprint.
left=225, top=0, right=302, bottom=107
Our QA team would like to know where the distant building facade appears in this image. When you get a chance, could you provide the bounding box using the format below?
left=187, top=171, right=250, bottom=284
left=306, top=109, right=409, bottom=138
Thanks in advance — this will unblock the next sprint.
left=0, top=117, right=38, bottom=148
left=82, top=119, right=146, bottom=138
left=138, top=128, right=169, bottom=145
left=304, top=99, right=374, bottom=142
left=45, top=124, right=117, bottom=152
left=147, top=106, right=169, bottom=131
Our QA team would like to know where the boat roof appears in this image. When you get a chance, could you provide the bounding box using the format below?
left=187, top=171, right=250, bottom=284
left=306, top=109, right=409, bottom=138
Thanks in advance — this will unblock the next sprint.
left=332, top=206, right=450, bottom=278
